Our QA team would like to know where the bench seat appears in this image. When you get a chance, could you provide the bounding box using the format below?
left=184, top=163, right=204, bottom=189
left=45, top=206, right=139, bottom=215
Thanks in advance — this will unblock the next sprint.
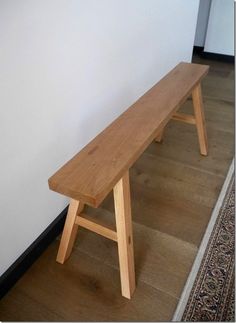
left=48, top=62, right=209, bottom=208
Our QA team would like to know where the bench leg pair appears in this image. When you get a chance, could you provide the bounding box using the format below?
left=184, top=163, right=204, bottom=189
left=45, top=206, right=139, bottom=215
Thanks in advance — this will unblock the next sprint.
left=56, top=171, right=135, bottom=299
left=156, top=83, right=208, bottom=156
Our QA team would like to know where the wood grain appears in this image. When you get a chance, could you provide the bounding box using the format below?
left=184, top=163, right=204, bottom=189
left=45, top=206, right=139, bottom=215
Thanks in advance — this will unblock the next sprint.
left=113, top=172, right=135, bottom=299
left=48, top=62, right=209, bottom=207
left=75, top=214, right=117, bottom=242
left=155, top=127, right=164, bottom=143
left=0, top=242, right=177, bottom=322
left=192, top=83, right=208, bottom=156
left=56, top=199, right=84, bottom=264
left=172, top=112, right=196, bottom=124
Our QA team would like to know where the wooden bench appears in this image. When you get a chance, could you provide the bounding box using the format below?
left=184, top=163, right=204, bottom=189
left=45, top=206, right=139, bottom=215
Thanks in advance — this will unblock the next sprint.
left=48, top=62, right=209, bottom=299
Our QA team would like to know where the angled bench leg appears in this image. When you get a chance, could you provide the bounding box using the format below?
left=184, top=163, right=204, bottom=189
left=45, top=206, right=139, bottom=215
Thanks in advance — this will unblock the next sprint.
left=192, top=83, right=208, bottom=156
left=113, top=171, right=135, bottom=299
left=56, top=199, right=84, bottom=264
left=155, top=127, right=164, bottom=143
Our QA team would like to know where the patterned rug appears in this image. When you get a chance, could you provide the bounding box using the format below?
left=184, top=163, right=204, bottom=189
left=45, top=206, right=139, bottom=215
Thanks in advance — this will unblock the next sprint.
left=173, top=162, right=235, bottom=322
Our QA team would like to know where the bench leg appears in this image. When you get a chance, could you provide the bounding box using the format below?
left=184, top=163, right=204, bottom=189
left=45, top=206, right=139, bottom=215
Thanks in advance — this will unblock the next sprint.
left=155, top=127, right=164, bottom=143
left=56, top=199, right=84, bottom=264
left=113, top=171, right=135, bottom=299
left=192, top=83, right=208, bottom=156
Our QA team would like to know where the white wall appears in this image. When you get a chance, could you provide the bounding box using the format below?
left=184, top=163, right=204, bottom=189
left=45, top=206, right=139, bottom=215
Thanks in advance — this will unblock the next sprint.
left=204, top=0, right=234, bottom=55
left=194, top=0, right=212, bottom=46
left=0, top=0, right=199, bottom=276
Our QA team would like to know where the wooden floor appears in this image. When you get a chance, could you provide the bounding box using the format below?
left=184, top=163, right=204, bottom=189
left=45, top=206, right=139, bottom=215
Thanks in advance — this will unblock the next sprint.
left=0, top=55, right=234, bottom=322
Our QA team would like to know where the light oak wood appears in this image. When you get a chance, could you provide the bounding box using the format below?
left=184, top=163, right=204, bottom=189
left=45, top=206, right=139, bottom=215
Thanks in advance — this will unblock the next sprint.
left=192, top=83, right=208, bottom=156
left=48, top=62, right=209, bottom=207
left=75, top=214, right=117, bottom=241
left=49, top=62, right=209, bottom=299
left=56, top=199, right=84, bottom=264
left=155, top=111, right=197, bottom=142
left=155, top=128, right=164, bottom=143
left=172, top=112, right=196, bottom=124
left=113, top=172, right=135, bottom=299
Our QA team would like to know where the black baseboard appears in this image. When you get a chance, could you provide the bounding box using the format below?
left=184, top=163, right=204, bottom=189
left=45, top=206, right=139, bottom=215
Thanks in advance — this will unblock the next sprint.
left=193, top=46, right=234, bottom=63
left=201, top=51, right=234, bottom=63
left=193, top=46, right=204, bottom=55
left=0, top=206, right=68, bottom=300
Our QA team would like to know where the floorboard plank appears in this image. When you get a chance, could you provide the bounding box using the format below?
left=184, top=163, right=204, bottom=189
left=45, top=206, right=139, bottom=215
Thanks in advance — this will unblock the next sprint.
left=0, top=242, right=178, bottom=322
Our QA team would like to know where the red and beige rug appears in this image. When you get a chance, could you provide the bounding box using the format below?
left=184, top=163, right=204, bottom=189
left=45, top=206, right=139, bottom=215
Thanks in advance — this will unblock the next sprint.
left=173, top=160, right=235, bottom=322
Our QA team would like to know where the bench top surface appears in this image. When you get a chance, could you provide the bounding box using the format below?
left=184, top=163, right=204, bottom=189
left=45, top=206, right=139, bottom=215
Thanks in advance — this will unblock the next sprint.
left=48, top=62, right=209, bottom=207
